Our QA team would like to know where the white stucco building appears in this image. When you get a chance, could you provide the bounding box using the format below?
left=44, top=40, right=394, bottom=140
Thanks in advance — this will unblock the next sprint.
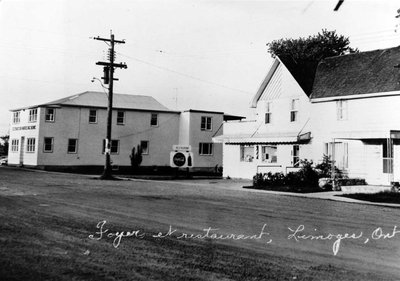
left=8, top=91, right=240, bottom=173
left=216, top=46, right=400, bottom=185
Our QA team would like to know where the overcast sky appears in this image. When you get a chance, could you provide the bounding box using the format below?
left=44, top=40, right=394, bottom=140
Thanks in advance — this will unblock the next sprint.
left=1, top=0, right=400, bottom=135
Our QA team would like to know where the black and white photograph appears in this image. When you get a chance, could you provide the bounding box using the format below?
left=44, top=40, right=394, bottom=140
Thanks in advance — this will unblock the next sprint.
left=1, top=0, right=400, bottom=280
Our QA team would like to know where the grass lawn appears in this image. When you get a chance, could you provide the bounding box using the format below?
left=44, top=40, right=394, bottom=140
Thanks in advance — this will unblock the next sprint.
left=337, top=191, right=400, bottom=204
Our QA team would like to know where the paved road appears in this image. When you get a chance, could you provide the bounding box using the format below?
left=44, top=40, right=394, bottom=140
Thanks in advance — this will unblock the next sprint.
left=1, top=167, right=400, bottom=280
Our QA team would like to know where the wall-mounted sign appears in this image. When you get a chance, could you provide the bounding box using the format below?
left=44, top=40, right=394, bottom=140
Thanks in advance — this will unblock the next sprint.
left=170, top=151, right=193, bottom=168
left=12, top=125, right=36, bottom=131
left=172, top=145, right=191, bottom=151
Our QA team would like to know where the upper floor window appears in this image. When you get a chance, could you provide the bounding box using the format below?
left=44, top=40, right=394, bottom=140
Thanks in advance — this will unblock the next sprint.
left=13, top=111, right=20, bottom=124
left=141, top=140, right=149, bottom=155
left=117, top=111, right=125, bottom=125
left=199, top=143, right=213, bottom=155
left=201, top=116, right=212, bottom=131
left=151, top=113, right=158, bottom=127
left=28, top=109, right=38, bottom=123
left=336, top=100, right=348, bottom=120
left=43, top=137, right=54, bottom=153
left=27, top=138, right=36, bottom=152
left=290, top=99, right=298, bottom=122
left=89, top=109, right=97, bottom=123
left=45, top=108, right=55, bottom=122
left=265, top=102, right=272, bottom=124
left=11, top=139, right=19, bottom=152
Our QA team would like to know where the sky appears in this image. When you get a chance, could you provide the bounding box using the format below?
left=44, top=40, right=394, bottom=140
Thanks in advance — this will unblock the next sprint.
left=1, top=0, right=400, bottom=135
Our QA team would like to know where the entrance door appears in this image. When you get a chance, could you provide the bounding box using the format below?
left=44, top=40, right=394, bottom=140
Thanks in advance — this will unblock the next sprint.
left=19, top=137, right=25, bottom=166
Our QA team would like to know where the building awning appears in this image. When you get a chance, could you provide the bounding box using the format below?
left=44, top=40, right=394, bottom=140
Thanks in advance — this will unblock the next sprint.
left=213, top=132, right=311, bottom=145
left=331, top=130, right=400, bottom=140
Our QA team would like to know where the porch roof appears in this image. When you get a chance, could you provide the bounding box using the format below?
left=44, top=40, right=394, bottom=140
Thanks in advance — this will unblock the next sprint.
left=331, top=130, right=400, bottom=140
left=213, top=132, right=311, bottom=145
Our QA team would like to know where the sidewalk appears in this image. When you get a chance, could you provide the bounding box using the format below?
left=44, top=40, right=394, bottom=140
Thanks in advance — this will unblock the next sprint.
left=121, top=176, right=400, bottom=208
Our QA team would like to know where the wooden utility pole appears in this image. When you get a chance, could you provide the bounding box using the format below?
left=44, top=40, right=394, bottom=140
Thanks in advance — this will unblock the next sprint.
left=94, top=33, right=127, bottom=179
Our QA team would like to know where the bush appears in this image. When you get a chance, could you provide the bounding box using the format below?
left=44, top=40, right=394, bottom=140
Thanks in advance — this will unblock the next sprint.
left=315, top=155, right=343, bottom=178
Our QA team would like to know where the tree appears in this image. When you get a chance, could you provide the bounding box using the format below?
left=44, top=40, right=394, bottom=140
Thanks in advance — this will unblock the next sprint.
left=130, top=144, right=142, bottom=169
left=266, top=29, right=358, bottom=95
left=267, top=29, right=358, bottom=62
left=0, top=135, right=9, bottom=155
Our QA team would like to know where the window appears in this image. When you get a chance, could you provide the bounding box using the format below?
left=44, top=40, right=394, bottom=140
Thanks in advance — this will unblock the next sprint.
left=150, top=113, right=158, bottom=126
left=68, top=139, right=78, bottom=153
left=45, top=108, right=55, bottom=122
left=199, top=143, right=213, bottom=155
left=13, top=112, right=20, bottom=124
left=117, top=111, right=125, bottom=125
left=265, top=102, right=272, bottom=124
left=43, top=137, right=54, bottom=153
left=240, top=145, right=254, bottom=162
left=26, top=138, right=36, bottom=152
left=201, top=116, right=212, bottom=131
left=261, top=145, right=277, bottom=163
left=337, top=100, right=348, bottom=120
left=89, top=109, right=97, bottom=123
left=102, top=139, right=119, bottom=154
left=11, top=139, right=19, bottom=152
left=141, top=140, right=149, bottom=155
left=28, top=109, right=38, bottom=122
left=324, top=142, right=348, bottom=170
left=290, top=99, right=298, bottom=122
left=383, top=139, right=393, bottom=174
left=292, top=145, right=300, bottom=167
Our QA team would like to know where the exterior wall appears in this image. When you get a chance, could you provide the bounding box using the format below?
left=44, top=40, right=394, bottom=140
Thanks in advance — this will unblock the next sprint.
left=222, top=144, right=257, bottom=179
left=221, top=61, right=313, bottom=179
left=8, top=108, right=41, bottom=166
left=311, top=93, right=400, bottom=185
left=12, top=106, right=181, bottom=168
left=181, top=111, right=223, bottom=170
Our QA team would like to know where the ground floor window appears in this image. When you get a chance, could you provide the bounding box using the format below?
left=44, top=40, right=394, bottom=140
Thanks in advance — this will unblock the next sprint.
left=140, top=140, right=149, bottom=155
left=11, top=139, right=19, bottom=152
left=324, top=142, right=348, bottom=170
left=240, top=145, right=254, bottom=162
left=199, top=143, right=213, bottom=155
left=68, top=139, right=78, bottom=153
left=292, top=145, right=300, bottom=167
left=383, top=139, right=393, bottom=174
left=43, top=137, right=54, bottom=153
left=261, top=145, right=277, bottom=163
left=26, top=138, right=36, bottom=152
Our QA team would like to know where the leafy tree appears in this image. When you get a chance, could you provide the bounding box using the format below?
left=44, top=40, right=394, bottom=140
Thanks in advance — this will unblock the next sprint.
left=267, top=29, right=358, bottom=61
left=0, top=135, right=9, bottom=155
left=266, top=29, right=358, bottom=95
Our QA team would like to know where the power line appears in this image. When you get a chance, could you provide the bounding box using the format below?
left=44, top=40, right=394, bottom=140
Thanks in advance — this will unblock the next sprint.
left=117, top=51, right=253, bottom=95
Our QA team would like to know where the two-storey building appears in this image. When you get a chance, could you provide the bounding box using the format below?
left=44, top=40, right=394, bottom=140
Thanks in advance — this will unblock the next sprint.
left=214, top=57, right=313, bottom=179
left=8, top=91, right=240, bottom=173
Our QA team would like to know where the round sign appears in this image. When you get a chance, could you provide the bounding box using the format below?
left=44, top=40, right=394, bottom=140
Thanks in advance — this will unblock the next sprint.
left=173, top=152, right=186, bottom=167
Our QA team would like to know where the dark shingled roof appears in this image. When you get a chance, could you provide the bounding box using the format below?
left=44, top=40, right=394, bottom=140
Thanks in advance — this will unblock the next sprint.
left=311, top=46, right=400, bottom=99
left=279, top=57, right=319, bottom=97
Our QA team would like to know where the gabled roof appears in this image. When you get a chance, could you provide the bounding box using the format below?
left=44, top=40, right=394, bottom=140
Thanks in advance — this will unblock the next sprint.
left=311, top=46, right=400, bottom=99
left=12, top=91, right=176, bottom=112
left=250, top=56, right=317, bottom=107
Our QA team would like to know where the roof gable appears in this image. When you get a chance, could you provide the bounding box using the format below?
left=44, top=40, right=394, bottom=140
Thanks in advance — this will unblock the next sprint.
left=251, top=57, right=315, bottom=107
left=311, top=46, right=400, bottom=99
